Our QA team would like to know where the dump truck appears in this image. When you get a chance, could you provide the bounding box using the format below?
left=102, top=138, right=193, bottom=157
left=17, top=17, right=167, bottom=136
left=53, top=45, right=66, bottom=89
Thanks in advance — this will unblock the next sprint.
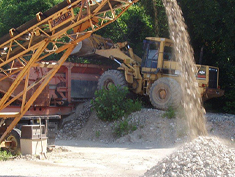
left=0, top=0, right=137, bottom=153
left=71, top=35, right=224, bottom=110
left=0, top=62, right=110, bottom=152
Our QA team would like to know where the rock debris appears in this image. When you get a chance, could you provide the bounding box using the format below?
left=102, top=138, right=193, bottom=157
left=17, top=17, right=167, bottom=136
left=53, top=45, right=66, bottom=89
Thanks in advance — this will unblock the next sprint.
left=143, top=136, right=235, bottom=177
left=56, top=104, right=235, bottom=147
left=57, top=100, right=92, bottom=140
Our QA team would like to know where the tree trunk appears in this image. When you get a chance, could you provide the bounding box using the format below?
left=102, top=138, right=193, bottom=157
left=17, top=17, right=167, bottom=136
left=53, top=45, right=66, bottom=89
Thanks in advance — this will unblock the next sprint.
left=152, top=0, right=159, bottom=36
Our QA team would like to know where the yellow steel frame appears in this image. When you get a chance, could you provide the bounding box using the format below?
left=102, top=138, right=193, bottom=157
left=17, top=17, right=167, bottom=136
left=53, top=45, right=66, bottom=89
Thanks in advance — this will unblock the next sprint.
left=0, top=0, right=138, bottom=143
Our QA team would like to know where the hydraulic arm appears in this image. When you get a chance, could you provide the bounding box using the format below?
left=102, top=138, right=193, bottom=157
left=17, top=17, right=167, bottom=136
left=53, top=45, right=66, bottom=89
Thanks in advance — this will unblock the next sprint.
left=0, top=0, right=138, bottom=143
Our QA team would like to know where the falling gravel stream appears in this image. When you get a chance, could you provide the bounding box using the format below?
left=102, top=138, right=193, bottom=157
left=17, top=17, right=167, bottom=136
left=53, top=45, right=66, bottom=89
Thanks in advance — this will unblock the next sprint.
left=142, top=1, right=235, bottom=176
left=162, top=0, right=207, bottom=138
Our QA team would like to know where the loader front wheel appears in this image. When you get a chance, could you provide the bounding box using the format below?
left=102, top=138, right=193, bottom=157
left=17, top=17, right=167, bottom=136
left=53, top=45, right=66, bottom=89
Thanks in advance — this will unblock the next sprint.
left=97, top=70, right=127, bottom=90
left=149, top=77, right=182, bottom=110
left=6, top=128, right=21, bottom=155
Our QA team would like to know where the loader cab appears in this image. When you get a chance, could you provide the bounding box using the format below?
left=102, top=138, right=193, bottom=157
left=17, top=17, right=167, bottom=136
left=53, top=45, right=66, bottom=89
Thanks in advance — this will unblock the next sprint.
left=141, top=38, right=176, bottom=75
left=141, top=39, right=160, bottom=69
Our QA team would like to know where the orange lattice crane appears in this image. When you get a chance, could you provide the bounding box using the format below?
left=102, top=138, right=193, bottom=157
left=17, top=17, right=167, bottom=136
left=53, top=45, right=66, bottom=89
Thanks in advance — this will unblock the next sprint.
left=0, top=0, right=138, bottom=146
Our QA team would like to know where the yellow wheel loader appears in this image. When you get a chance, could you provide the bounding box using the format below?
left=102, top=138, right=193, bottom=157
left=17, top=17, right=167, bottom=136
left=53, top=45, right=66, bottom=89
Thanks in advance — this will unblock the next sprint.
left=71, top=35, right=224, bottom=110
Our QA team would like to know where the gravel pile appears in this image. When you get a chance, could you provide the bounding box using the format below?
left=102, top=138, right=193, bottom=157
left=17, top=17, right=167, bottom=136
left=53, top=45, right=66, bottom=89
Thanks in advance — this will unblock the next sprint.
left=206, top=113, right=235, bottom=142
left=207, top=113, right=235, bottom=123
left=143, top=136, right=235, bottom=177
left=56, top=107, right=185, bottom=145
left=56, top=102, right=235, bottom=146
left=115, top=109, right=188, bottom=147
left=57, top=100, right=92, bottom=140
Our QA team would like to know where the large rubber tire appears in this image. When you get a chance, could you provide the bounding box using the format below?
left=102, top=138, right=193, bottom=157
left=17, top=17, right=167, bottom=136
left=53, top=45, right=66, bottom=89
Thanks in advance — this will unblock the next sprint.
left=149, top=77, right=182, bottom=110
left=97, top=70, right=127, bottom=90
left=6, top=128, right=21, bottom=155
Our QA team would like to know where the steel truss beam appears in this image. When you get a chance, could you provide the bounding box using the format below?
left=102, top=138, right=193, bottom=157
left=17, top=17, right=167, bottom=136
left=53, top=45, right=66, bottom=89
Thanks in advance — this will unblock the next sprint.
left=0, top=0, right=138, bottom=143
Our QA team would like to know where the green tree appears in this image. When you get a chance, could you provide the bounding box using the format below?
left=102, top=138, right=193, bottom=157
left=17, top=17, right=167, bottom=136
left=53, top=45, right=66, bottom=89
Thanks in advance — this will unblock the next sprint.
left=96, top=4, right=155, bottom=57
left=140, top=0, right=169, bottom=37
left=96, top=1, right=169, bottom=56
left=179, top=0, right=235, bottom=113
left=0, top=0, right=62, bottom=37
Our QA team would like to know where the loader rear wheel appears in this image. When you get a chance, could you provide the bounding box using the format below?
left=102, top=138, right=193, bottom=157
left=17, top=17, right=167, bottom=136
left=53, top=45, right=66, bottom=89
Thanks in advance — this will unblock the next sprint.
left=149, top=77, right=182, bottom=110
left=98, top=70, right=127, bottom=90
left=6, top=128, right=21, bottom=155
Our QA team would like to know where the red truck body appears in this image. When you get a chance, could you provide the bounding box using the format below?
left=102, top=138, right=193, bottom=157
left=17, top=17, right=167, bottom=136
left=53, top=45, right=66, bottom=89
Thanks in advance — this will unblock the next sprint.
left=0, top=62, right=110, bottom=116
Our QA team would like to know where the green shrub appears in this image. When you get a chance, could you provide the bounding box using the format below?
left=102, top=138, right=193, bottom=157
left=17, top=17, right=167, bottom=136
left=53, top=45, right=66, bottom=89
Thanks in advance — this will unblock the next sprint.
left=91, top=85, right=141, bottom=121
left=113, top=118, right=137, bottom=137
left=95, top=130, right=100, bottom=138
left=124, top=99, right=142, bottom=115
left=162, top=106, right=176, bottom=119
left=0, top=150, right=12, bottom=161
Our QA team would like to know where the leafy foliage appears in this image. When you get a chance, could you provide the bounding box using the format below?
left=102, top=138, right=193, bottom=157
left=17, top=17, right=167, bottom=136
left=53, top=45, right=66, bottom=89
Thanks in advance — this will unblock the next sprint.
left=140, top=0, right=169, bottom=37
left=96, top=4, right=155, bottom=56
left=162, top=106, right=176, bottom=119
left=0, top=150, right=13, bottom=161
left=178, top=0, right=235, bottom=113
left=0, top=0, right=63, bottom=61
left=95, top=130, right=101, bottom=138
left=0, top=0, right=62, bottom=37
left=113, top=118, right=137, bottom=137
left=123, top=99, right=142, bottom=116
left=91, top=85, right=142, bottom=121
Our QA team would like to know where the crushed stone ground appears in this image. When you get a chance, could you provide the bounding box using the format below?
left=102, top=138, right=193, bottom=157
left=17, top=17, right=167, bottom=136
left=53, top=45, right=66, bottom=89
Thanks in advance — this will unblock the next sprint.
left=57, top=101, right=235, bottom=148
left=143, top=136, right=235, bottom=177
left=2, top=101, right=234, bottom=177
left=55, top=101, right=235, bottom=176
